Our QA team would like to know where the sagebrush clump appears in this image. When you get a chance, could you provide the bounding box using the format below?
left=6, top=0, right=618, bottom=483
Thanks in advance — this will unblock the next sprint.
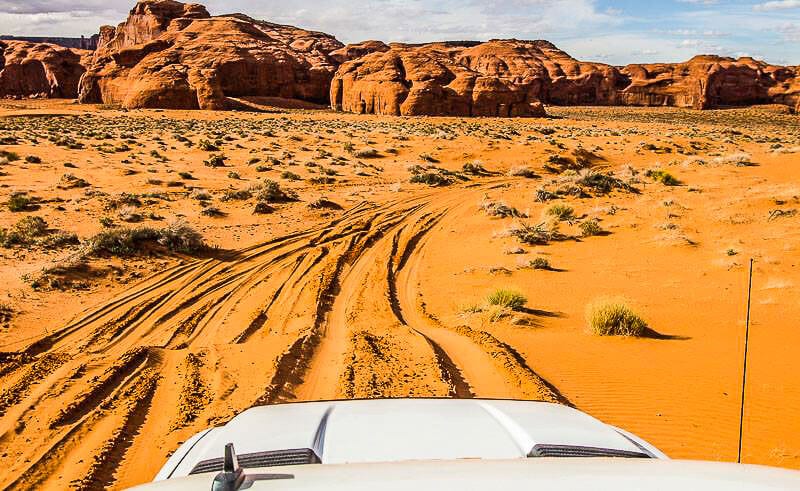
left=85, top=220, right=204, bottom=256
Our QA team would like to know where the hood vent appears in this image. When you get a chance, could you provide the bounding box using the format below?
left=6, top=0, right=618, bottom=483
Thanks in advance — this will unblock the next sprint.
left=190, top=448, right=321, bottom=475
left=529, top=444, right=652, bottom=459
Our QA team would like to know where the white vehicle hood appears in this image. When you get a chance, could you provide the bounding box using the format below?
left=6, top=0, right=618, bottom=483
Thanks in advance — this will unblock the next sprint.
left=157, top=399, right=662, bottom=479
left=133, top=458, right=800, bottom=490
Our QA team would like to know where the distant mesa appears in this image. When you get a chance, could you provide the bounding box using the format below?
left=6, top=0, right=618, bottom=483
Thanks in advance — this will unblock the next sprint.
left=331, top=39, right=609, bottom=117
left=0, top=0, right=798, bottom=115
left=0, top=35, right=99, bottom=51
left=0, top=41, right=90, bottom=99
left=332, top=41, right=800, bottom=116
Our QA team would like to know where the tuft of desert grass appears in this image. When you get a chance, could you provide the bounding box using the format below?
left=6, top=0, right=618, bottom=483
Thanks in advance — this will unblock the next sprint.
left=486, top=289, right=527, bottom=311
left=586, top=299, right=648, bottom=337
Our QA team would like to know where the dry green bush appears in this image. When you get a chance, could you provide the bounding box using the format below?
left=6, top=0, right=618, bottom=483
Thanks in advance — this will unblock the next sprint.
left=586, top=299, right=648, bottom=336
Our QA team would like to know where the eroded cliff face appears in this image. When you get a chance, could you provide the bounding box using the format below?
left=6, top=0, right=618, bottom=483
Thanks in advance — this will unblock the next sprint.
left=618, top=56, right=800, bottom=110
left=330, top=40, right=560, bottom=117
left=0, top=41, right=90, bottom=99
left=78, top=0, right=344, bottom=109
left=4, top=0, right=798, bottom=115
left=332, top=41, right=800, bottom=116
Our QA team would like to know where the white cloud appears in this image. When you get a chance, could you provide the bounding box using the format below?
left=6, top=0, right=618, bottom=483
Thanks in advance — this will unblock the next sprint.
left=754, top=0, right=800, bottom=11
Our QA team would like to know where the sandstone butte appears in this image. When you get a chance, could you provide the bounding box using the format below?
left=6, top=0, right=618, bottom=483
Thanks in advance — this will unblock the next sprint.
left=0, top=0, right=798, bottom=116
left=0, top=41, right=90, bottom=99
left=77, top=0, right=344, bottom=109
left=332, top=40, right=800, bottom=116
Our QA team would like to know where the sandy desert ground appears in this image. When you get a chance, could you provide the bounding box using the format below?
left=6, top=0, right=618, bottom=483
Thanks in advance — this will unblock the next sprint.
left=1, top=99, right=799, bottom=489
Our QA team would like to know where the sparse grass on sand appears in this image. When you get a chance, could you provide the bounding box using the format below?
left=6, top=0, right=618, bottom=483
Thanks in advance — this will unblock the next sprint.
left=586, top=298, right=648, bottom=336
left=486, top=289, right=527, bottom=311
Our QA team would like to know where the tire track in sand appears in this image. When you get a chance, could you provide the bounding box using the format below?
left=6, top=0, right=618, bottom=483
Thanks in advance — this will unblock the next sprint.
left=0, top=180, right=568, bottom=490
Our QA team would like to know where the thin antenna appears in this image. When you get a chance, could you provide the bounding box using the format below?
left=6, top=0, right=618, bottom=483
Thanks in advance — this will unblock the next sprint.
left=737, top=258, right=754, bottom=464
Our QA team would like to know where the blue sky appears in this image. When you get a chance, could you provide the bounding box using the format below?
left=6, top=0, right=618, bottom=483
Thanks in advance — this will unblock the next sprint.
left=1, top=0, right=798, bottom=65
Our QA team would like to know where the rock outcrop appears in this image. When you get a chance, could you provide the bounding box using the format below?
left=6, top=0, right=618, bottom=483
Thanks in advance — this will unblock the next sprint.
left=0, top=41, right=90, bottom=99
left=619, top=56, right=800, bottom=110
left=332, top=40, right=800, bottom=116
left=331, top=40, right=565, bottom=117
left=3, top=0, right=795, bottom=116
left=78, top=0, right=344, bottom=109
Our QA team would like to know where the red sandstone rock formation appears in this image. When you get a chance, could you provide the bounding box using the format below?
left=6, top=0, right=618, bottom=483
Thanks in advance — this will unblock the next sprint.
left=331, top=40, right=565, bottom=117
left=78, top=0, right=343, bottom=109
left=331, top=40, right=800, bottom=115
left=329, top=40, right=389, bottom=64
left=4, top=0, right=792, bottom=115
left=619, top=55, right=800, bottom=110
left=0, top=41, right=90, bottom=99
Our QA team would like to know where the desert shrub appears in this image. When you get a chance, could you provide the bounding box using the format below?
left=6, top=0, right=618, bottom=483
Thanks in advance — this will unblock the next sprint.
left=0, top=302, right=12, bottom=323
left=508, top=221, right=555, bottom=245
left=480, top=200, right=520, bottom=218
left=535, top=187, right=557, bottom=202
left=712, top=152, right=754, bottom=166
left=85, top=220, right=204, bottom=256
left=8, top=193, right=32, bottom=212
left=586, top=299, right=648, bottom=336
left=408, top=165, right=465, bottom=186
left=0, top=216, right=48, bottom=247
left=462, top=161, right=488, bottom=175
left=0, top=150, right=20, bottom=161
left=645, top=169, right=679, bottom=186
left=508, top=166, right=538, bottom=178
left=105, top=193, right=141, bottom=210
left=546, top=204, right=575, bottom=222
left=118, top=205, right=143, bottom=223
left=14, top=216, right=48, bottom=236
left=487, top=289, right=527, bottom=311
left=221, top=188, right=251, bottom=201
left=198, top=139, right=219, bottom=151
left=204, top=154, right=227, bottom=167
left=191, top=189, right=212, bottom=201
left=253, top=202, right=274, bottom=214
left=85, top=227, right=159, bottom=256
left=256, top=180, right=297, bottom=202
left=319, top=167, right=338, bottom=176
left=157, top=220, right=205, bottom=253
left=579, top=218, right=603, bottom=237
left=201, top=206, right=225, bottom=217
left=280, top=171, right=301, bottom=180
left=521, top=257, right=551, bottom=270
left=25, top=155, right=41, bottom=164
left=355, top=148, right=381, bottom=159
left=572, top=169, right=635, bottom=194
left=39, top=232, right=79, bottom=249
